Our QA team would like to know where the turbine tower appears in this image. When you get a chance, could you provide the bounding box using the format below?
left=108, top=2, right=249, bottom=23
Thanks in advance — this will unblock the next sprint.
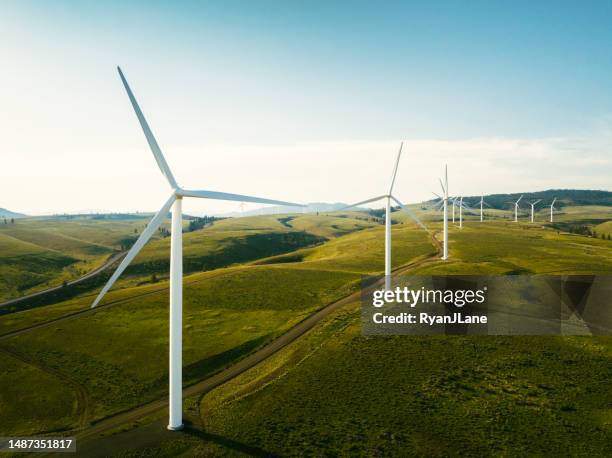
left=92, top=67, right=303, bottom=431
left=439, top=166, right=449, bottom=260
left=550, top=198, right=557, bottom=223
left=430, top=167, right=449, bottom=260
left=528, top=199, right=541, bottom=223
left=479, top=195, right=488, bottom=222
left=513, top=195, right=523, bottom=222
left=458, top=196, right=464, bottom=229
left=341, top=143, right=426, bottom=289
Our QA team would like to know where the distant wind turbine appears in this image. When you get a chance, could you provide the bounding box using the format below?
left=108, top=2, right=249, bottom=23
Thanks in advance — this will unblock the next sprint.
left=528, top=199, right=541, bottom=223
left=430, top=167, right=450, bottom=260
left=439, top=166, right=449, bottom=260
left=550, top=198, right=557, bottom=223
left=91, top=67, right=304, bottom=431
left=513, top=195, right=523, bottom=222
left=340, top=143, right=426, bottom=289
left=479, top=195, right=489, bottom=222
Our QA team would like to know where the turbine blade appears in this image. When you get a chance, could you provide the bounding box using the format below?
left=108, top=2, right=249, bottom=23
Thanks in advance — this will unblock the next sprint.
left=91, top=194, right=176, bottom=308
left=338, top=194, right=388, bottom=211
left=432, top=191, right=442, bottom=200
left=438, top=178, right=446, bottom=195
left=388, top=142, right=403, bottom=194
left=391, top=196, right=426, bottom=230
left=516, top=195, right=523, bottom=204
left=117, top=67, right=178, bottom=189
left=181, top=189, right=304, bottom=207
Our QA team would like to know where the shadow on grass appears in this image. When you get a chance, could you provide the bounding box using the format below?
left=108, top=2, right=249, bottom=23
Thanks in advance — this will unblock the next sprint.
left=183, top=424, right=279, bottom=458
left=183, top=335, right=272, bottom=383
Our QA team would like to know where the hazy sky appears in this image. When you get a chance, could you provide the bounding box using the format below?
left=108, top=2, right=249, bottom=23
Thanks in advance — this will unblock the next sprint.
left=2, top=1, right=611, bottom=215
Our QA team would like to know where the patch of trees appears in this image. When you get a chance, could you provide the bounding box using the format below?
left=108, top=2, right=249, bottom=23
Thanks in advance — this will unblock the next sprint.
left=187, top=216, right=218, bottom=232
left=119, top=236, right=138, bottom=251
left=550, top=222, right=611, bottom=240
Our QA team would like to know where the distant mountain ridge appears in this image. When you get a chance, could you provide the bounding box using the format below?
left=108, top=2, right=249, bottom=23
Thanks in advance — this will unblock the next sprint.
left=0, top=208, right=27, bottom=219
left=216, top=202, right=348, bottom=217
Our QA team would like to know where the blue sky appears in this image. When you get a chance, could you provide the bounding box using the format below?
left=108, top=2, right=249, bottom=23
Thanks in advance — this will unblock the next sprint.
left=1, top=1, right=611, bottom=214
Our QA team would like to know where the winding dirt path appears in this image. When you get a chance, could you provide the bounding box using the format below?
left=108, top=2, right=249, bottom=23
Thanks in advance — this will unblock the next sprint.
left=0, top=251, right=126, bottom=309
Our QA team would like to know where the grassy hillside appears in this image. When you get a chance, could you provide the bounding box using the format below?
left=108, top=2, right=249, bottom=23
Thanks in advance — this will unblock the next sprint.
left=0, top=216, right=431, bottom=433
left=0, top=208, right=610, bottom=453
left=0, top=216, right=173, bottom=301
left=413, top=221, right=612, bottom=275
left=195, top=305, right=611, bottom=457
left=0, top=213, right=362, bottom=302
left=0, top=231, right=79, bottom=301
left=181, top=218, right=612, bottom=457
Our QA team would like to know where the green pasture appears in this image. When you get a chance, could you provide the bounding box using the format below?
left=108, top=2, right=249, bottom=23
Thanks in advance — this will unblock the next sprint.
left=192, top=305, right=612, bottom=457
left=413, top=221, right=612, bottom=275
left=0, top=216, right=173, bottom=301
left=0, top=350, right=77, bottom=435
left=0, top=206, right=610, bottom=449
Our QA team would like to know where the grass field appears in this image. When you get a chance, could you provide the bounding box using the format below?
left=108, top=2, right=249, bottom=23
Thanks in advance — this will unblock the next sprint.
left=0, top=213, right=357, bottom=302
left=113, top=210, right=611, bottom=457
left=193, top=304, right=612, bottom=457
left=0, top=350, right=78, bottom=435
left=0, top=214, right=431, bottom=433
left=0, top=206, right=610, bottom=455
left=0, top=216, right=173, bottom=301
left=412, top=221, right=612, bottom=275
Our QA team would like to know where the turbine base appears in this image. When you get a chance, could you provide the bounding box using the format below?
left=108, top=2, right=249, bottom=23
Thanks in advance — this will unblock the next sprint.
left=167, top=424, right=184, bottom=431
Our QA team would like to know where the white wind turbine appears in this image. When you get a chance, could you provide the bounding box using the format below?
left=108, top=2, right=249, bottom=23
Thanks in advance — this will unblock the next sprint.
left=436, top=165, right=449, bottom=260
left=479, top=195, right=490, bottom=222
left=513, top=195, right=523, bottom=222
left=528, top=199, right=541, bottom=223
left=550, top=198, right=557, bottom=223
left=91, top=67, right=304, bottom=431
left=341, top=143, right=426, bottom=289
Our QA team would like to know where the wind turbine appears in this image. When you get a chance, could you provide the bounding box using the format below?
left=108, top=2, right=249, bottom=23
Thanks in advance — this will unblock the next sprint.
left=513, top=195, right=523, bottom=222
left=458, top=197, right=464, bottom=228
left=550, top=198, right=557, bottom=223
left=91, top=67, right=304, bottom=431
left=341, top=143, right=426, bottom=289
left=528, top=199, right=541, bottom=223
left=479, top=195, right=490, bottom=222
left=438, top=166, right=449, bottom=260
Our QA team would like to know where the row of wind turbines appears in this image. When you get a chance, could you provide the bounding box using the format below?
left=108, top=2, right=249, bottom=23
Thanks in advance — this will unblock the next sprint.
left=432, top=183, right=558, bottom=228
left=91, top=67, right=559, bottom=432
left=430, top=167, right=559, bottom=263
